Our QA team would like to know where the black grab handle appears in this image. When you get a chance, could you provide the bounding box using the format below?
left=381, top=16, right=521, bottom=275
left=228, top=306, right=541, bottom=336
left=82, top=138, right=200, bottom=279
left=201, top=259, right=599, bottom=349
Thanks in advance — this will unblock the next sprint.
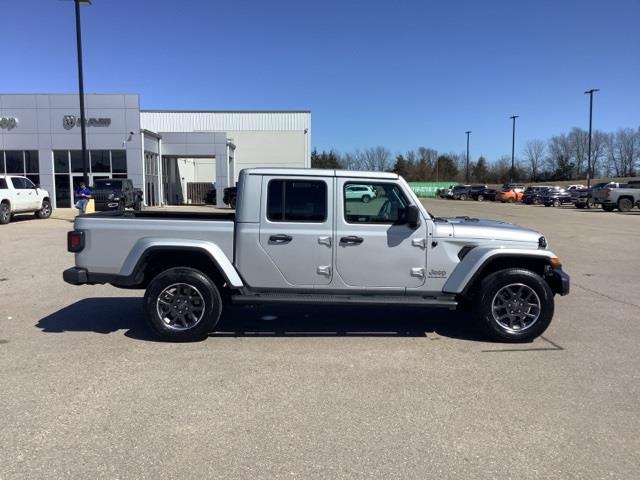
left=340, top=236, right=364, bottom=245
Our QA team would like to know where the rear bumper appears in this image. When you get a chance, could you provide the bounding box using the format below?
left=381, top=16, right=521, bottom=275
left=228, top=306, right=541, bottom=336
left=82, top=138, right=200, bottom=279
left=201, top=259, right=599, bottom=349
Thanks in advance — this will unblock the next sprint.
left=63, top=267, right=126, bottom=286
left=546, top=266, right=570, bottom=296
left=63, top=267, right=88, bottom=285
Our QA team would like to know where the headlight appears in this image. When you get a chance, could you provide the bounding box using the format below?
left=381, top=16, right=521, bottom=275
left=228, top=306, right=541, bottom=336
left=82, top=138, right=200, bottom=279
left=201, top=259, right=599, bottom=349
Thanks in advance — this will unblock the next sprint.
left=538, top=236, right=548, bottom=249
left=108, top=193, right=115, bottom=200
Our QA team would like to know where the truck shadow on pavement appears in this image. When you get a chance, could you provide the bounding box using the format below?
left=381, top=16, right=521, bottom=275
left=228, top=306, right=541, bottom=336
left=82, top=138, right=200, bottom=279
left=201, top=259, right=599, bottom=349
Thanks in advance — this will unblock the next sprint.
left=35, top=297, right=487, bottom=342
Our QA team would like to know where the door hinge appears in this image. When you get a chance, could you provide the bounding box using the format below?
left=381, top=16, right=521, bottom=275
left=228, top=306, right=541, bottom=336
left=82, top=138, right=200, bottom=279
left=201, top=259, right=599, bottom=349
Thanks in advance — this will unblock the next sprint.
left=411, top=267, right=425, bottom=278
left=318, top=236, right=332, bottom=246
left=412, top=238, right=427, bottom=248
left=317, top=265, right=332, bottom=276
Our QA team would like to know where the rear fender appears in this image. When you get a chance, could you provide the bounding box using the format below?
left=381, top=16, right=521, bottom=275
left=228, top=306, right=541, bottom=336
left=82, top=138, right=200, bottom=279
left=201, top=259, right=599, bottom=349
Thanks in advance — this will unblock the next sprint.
left=120, top=237, right=243, bottom=287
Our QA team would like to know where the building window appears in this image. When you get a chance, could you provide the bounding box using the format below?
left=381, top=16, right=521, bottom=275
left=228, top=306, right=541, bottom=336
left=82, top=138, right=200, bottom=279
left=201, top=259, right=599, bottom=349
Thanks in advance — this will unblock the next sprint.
left=267, top=179, right=327, bottom=222
left=0, top=150, right=39, bottom=177
left=5, top=151, right=24, bottom=174
left=54, top=150, right=70, bottom=173
left=70, top=150, right=84, bottom=173
left=25, top=151, right=39, bottom=173
left=90, top=150, right=110, bottom=173
left=55, top=174, right=71, bottom=208
left=111, top=150, right=127, bottom=173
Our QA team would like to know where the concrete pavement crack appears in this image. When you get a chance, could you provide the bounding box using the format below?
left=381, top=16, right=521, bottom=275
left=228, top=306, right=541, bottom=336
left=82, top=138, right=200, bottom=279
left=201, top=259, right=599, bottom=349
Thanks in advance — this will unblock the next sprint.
left=573, top=282, right=640, bottom=309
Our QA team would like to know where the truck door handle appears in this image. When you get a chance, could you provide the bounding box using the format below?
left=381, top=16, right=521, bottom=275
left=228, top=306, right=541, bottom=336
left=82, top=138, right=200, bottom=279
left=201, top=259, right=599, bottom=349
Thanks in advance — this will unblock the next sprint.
left=269, top=234, right=292, bottom=243
left=340, top=236, right=364, bottom=245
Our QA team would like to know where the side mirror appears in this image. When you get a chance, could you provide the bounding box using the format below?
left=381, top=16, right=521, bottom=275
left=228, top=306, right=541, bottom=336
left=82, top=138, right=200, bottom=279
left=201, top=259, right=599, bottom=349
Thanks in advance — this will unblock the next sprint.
left=406, top=204, right=420, bottom=228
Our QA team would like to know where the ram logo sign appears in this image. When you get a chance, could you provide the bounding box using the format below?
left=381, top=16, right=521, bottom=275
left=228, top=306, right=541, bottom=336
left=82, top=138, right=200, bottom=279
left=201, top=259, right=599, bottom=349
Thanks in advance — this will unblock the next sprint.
left=0, top=116, right=19, bottom=130
left=62, top=115, right=111, bottom=130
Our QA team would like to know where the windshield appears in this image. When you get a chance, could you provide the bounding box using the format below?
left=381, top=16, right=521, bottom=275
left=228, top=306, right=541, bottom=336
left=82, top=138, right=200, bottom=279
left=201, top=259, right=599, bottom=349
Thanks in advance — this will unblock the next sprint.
left=94, top=180, right=123, bottom=189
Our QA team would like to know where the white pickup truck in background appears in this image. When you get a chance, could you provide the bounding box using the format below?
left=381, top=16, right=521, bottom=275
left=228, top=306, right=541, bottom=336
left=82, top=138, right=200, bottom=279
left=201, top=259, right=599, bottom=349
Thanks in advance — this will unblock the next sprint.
left=0, top=175, right=52, bottom=224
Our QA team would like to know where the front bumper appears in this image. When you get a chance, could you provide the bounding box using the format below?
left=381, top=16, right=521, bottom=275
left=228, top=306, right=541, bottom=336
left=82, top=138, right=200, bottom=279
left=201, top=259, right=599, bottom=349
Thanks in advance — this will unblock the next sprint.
left=546, top=265, right=570, bottom=296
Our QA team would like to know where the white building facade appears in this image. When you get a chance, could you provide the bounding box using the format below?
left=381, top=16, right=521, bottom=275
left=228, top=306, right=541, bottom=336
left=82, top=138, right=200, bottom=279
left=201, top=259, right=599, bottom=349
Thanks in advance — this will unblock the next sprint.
left=0, top=93, right=310, bottom=207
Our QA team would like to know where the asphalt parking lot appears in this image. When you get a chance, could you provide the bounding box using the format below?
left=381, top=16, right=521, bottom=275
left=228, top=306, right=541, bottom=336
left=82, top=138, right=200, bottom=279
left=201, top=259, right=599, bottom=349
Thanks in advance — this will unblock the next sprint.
left=1, top=199, right=639, bottom=479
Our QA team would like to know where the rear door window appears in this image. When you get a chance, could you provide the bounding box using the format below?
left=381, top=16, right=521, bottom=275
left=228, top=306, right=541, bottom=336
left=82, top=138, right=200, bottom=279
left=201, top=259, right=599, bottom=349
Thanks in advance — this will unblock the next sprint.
left=267, top=179, right=327, bottom=222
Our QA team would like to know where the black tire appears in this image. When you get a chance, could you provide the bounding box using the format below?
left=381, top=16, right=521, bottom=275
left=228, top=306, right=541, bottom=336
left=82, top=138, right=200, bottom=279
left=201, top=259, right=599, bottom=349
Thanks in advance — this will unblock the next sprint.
left=602, top=204, right=615, bottom=212
left=0, top=202, right=10, bottom=225
left=118, top=200, right=125, bottom=211
left=532, top=198, right=540, bottom=205
left=361, top=195, right=371, bottom=203
left=459, top=194, right=468, bottom=201
left=473, top=268, right=554, bottom=342
left=617, top=197, right=633, bottom=213
left=230, top=197, right=237, bottom=209
left=477, top=194, right=484, bottom=202
left=35, top=199, right=52, bottom=219
left=133, top=197, right=143, bottom=211
left=143, top=267, right=222, bottom=341
left=553, top=199, right=560, bottom=207
left=586, top=199, right=594, bottom=209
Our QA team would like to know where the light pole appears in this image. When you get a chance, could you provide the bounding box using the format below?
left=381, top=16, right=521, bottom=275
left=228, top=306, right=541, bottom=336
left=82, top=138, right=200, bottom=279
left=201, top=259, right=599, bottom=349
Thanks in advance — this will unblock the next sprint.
left=465, top=131, right=471, bottom=183
left=509, top=115, right=519, bottom=183
left=584, top=89, right=599, bottom=188
left=71, top=0, right=91, bottom=185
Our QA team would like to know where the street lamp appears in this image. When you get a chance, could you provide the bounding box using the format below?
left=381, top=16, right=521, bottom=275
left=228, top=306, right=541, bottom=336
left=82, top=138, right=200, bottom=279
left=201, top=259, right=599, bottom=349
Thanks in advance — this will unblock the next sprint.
left=509, top=115, right=519, bottom=183
left=66, top=0, right=92, bottom=185
left=584, top=89, right=599, bottom=188
left=465, top=131, right=471, bottom=183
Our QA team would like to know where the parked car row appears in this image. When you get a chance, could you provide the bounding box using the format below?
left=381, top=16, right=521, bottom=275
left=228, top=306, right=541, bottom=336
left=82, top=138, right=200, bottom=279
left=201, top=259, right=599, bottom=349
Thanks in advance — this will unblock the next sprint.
left=440, top=180, right=640, bottom=212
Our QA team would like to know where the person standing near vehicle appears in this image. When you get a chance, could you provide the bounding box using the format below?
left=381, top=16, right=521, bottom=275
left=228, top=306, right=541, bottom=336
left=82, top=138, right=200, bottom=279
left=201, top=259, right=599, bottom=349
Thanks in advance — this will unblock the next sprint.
left=74, top=181, right=92, bottom=214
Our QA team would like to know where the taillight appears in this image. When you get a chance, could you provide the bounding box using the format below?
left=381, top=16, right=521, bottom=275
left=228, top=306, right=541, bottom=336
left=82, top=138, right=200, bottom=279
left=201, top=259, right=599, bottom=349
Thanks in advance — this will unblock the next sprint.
left=67, top=231, right=85, bottom=252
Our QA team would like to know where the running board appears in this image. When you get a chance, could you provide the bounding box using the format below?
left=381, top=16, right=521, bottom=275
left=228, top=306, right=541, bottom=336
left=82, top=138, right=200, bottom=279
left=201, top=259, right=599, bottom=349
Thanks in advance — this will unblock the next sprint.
left=231, top=293, right=458, bottom=309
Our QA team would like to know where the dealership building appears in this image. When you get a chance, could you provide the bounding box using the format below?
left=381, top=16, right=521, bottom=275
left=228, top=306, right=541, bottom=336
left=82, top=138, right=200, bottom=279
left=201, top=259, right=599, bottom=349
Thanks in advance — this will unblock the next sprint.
left=0, top=93, right=310, bottom=207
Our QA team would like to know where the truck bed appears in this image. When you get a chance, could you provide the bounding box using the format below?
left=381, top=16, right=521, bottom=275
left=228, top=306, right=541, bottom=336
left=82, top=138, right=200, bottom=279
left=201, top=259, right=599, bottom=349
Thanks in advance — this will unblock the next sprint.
left=74, top=210, right=236, bottom=276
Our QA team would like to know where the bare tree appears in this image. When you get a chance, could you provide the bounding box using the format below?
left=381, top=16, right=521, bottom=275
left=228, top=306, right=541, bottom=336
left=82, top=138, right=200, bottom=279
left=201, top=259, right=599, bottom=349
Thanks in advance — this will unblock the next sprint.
left=614, top=128, right=638, bottom=177
left=547, top=134, right=574, bottom=179
left=360, top=146, right=392, bottom=171
left=568, top=128, right=589, bottom=176
left=523, top=139, right=546, bottom=181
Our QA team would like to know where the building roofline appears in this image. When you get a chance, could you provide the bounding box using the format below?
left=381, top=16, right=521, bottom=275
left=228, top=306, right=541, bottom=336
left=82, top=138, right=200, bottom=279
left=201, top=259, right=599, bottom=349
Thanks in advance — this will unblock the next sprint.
left=141, top=109, right=311, bottom=114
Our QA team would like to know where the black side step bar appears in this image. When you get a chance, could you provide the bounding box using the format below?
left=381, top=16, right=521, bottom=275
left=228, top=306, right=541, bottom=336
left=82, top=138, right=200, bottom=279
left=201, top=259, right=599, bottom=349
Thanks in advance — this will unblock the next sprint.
left=231, top=293, right=458, bottom=309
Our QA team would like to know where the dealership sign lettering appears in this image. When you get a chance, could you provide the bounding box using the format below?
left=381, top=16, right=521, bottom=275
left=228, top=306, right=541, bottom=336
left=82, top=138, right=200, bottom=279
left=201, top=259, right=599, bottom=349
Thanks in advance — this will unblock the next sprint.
left=0, top=116, right=19, bottom=130
left=62, top=115, right=111, bottom=130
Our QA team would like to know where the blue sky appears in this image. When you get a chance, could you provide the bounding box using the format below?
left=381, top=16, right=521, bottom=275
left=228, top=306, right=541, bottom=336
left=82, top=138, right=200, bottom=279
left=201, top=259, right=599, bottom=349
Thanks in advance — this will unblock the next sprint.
left=2, top=0, right=639, bottom=161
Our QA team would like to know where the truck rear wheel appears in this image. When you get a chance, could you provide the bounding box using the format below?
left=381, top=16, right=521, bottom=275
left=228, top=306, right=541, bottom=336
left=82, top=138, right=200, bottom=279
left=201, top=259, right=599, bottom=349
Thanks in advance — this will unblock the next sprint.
left=143, top=267, right=222, bottom=341
left=473, top=268, right=554, bottom=342
left=617, top=197, right=633, bottom=212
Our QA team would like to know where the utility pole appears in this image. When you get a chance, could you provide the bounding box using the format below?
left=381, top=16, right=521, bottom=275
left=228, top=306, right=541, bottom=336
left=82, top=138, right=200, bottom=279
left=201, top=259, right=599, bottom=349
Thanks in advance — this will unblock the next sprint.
left=73, top=0, right=92, bottom=185
left=584, top=89, right=599, bottom=188
left=509, top=115, right=519, bottom=183
left=465, top=131, right=471, bottom=183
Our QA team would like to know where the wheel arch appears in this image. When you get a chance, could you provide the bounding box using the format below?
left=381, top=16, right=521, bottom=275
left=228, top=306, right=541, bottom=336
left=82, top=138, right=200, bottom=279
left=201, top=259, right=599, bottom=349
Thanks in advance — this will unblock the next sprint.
left=443, top=248, right=558, bottom=299
left=121, top=239, right=243, bottom=289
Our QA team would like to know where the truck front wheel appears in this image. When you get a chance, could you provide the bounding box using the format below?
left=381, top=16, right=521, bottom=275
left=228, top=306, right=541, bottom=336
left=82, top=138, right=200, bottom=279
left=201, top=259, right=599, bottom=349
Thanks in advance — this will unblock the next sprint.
left=0, top=202, right=10, bottom=224
left=473, top=268, right=554, bottom=342
left=143, top=267, right=222, bottom=341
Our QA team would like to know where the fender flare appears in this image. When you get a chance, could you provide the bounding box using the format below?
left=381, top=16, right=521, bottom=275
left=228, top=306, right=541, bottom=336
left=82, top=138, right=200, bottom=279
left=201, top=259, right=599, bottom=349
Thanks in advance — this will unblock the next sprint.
left=442, top=246, right=558, bottom=295
left=120, top=237, right=244, bottom=288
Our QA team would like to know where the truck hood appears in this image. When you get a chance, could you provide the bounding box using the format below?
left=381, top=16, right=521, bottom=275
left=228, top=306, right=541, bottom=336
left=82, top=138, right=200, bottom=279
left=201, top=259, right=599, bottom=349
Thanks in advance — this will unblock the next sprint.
left=434, top=216, right=542, bottom=243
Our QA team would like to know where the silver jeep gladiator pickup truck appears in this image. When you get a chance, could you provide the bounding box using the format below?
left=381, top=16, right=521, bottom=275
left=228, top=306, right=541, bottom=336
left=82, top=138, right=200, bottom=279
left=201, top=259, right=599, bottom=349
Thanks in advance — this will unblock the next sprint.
left=63, top=168, right=569, bottom=342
